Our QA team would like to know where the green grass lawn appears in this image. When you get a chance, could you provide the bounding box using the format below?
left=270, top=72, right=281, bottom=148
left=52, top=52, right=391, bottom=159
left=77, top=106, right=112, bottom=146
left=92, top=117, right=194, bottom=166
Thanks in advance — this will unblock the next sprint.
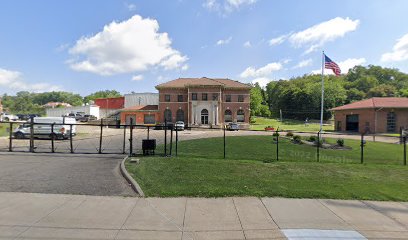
left=126, top=135, right=408, bottom=200
left=0, top=123, right=13, bottom=137
left=250, top=117, right=334, bottom=132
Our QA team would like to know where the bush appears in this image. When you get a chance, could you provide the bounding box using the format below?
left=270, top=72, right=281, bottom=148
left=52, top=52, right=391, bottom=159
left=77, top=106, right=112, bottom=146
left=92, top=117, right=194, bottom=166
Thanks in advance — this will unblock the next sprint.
left=293, top=135, right=302, bottom=144
left=315, top=138, right=324, bottom=147
left=286, top=132, right=294, bottom=137
left=250, top=117, right=256, bottom=124
left=272, top=132, right=280, bottom=137
left=308, top=135, right=317, bottom=142
left=337, top=138, right=345, bottom=147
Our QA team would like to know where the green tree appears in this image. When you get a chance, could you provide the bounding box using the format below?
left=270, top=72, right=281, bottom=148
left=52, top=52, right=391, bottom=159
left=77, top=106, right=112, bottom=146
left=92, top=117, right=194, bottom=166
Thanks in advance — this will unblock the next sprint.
left=84, top=90, right=122, bottom=104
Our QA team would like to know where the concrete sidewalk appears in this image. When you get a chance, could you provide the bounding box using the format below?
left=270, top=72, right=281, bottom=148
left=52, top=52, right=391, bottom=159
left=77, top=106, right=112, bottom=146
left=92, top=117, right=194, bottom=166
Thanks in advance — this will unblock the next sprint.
left=0, top=192, right=407, bottom=240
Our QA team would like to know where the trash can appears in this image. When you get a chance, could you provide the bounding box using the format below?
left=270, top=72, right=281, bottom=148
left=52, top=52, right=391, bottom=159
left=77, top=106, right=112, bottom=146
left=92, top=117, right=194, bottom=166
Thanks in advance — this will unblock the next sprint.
left=142, top=139, right=156, bottom=155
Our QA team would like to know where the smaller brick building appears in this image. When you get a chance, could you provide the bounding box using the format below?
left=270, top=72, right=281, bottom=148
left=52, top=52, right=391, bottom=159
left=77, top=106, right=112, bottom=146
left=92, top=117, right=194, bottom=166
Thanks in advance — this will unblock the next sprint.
left=120, top=105, right=160, bottom=125
left=331, top=97, right=408, bottom=134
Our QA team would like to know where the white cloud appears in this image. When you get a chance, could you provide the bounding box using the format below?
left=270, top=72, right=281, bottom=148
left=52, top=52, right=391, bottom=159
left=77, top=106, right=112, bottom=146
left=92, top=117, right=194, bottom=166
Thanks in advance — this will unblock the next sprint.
left=289, top=17, right=360, bottom=54
left=216, top=36, right=232, bottom=45
left=203, top=0, right=257, bottom=15
left=269, top=35, right=287, bottom=46
left=131, top=75, right=143, bottom=81
left=293, top=59, right=313, bottom=69
left=381, top=33, right=408, bottom=62
left=310, top=57, right=366, bottom=75
left=240, top=62, right=282, bottom=78
left=251, top=77, right=271, bottom=88
left=68, top=15, right=188, bottom=76
left=243, top=41, right=252, bottom=48
left=0, top=68, right=61, bottom=92
left=125, top=3, right=136, bottom=11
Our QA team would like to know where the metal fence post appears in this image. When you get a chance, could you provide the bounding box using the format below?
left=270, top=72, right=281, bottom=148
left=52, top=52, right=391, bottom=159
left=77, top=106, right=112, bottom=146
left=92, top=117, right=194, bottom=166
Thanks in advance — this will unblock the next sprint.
left=122, top=125, right=126, bottom=154
left=164, top=119, right=167, bottom=156
left=30, top=117, right=34, bottom=152
left=147, top=126, right=150, bottom=140
left=223, top=125, right=226, bottom=159
left=51, top=123, right=55, bottom=153
left=276, top=130, right=279, bottom=161
left=70, top=124, right=73, bottom=153
left=175, top=127, right=178, bottom=157
left=8, top=122, right=13, bottom=152
left=317, top=131, right=320, bottom=162
left=170, top=127, right=173, bottom=156
left=360, top=133, right=364, bottom=164
left=129, top=119, right=133, bottom=156
left=404, top=136, right=406, bottom=166
left=98, top=119, right=103, bottom=154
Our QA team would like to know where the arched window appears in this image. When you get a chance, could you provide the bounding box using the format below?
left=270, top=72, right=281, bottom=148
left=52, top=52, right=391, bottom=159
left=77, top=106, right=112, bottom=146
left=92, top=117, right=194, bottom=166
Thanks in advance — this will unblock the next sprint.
left=201, top=109, right=209, bottom=124
left=224, top=109, right=232, bottom=122
left=237, top=109, right=244, bottom=122
left=176, top=109, right=184, bottom=122
left=164, top=109, right=172, bottom=123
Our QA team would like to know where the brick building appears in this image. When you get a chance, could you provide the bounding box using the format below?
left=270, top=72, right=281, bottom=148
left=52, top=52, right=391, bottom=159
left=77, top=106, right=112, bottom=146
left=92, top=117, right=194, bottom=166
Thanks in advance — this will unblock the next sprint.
left=331, top=97, right=408, bottom=134
left=155, top=77, right=251, bottom=128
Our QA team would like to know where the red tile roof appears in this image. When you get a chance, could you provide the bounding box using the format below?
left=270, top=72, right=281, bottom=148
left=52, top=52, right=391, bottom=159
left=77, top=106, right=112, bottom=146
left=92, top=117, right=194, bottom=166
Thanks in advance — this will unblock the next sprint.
left=155, top=77, right=251, bottom=89
left=121, top=105, right=159, bottom=112
left=331, top=97, right=408, bottom=111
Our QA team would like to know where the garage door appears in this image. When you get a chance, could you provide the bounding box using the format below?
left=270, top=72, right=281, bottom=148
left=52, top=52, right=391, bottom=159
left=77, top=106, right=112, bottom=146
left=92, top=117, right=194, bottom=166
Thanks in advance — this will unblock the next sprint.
left=144, top=114, right=155, bottom=124
left=346, top=114, right=359, bottom=132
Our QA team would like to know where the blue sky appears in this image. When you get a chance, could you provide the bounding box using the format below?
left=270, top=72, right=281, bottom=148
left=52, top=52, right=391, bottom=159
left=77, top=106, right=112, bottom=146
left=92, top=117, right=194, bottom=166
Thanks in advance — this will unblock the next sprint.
left=0, top=0, right=407, bottom=95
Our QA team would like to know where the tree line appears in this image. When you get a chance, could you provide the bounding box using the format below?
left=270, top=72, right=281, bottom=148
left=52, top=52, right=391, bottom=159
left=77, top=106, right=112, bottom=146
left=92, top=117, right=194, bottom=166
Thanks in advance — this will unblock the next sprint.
left=1, top=90, right=121, bottom=115
left=250, top=65, right=408, bottom=120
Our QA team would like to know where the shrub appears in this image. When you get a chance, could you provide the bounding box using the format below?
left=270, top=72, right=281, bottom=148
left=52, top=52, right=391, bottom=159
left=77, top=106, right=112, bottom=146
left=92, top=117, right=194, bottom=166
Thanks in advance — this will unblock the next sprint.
left=315, top=138, right=323, bottom=147
left=308, top=135, right=317, bottom=142
left=293, top=135, right=302, bottom=144
left=286, top=132, right=294, bottom=137
left=337, top=138, right=345, bottom=147
left=272, top=132, right=280, bottom=137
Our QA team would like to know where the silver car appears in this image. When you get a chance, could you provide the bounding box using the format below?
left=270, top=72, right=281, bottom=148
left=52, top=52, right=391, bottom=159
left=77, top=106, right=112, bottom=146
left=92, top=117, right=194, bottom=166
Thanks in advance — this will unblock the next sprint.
left=175, top=121, right=185, bottom=131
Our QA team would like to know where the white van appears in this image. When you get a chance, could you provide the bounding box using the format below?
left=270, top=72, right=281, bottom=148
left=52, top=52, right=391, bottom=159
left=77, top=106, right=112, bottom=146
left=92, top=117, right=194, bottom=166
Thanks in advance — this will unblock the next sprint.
left=13, top=117, right=76, bottom=139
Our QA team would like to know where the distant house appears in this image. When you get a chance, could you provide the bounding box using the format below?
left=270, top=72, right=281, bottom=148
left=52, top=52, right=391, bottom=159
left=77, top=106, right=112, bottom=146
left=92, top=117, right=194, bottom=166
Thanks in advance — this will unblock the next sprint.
left=331, top=97, right=408, bottom=134
left=43, top=102, right=72, bottom=108
left=156, top=77, right=251, bottom=128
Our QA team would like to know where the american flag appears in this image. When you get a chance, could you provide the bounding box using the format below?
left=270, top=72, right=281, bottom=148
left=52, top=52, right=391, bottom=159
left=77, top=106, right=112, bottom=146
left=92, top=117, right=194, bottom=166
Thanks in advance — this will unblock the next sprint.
left=324, top=54, right=341, bottom=76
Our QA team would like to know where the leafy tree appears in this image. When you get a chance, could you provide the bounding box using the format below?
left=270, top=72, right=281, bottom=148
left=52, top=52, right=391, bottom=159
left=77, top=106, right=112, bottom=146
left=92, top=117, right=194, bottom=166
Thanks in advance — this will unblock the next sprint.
left=84, top=90, right=122, bottom=104
left=367, top=84, right=397, bottom=97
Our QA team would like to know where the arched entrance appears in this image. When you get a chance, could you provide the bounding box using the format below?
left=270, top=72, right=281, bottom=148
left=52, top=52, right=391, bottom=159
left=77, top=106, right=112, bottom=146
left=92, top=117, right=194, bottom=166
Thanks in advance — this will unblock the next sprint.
left=164, top=109, right=172, bottom=123
left=237, top=109, right=245, bottom=122
left=224, top=109, right=232, bottom=122
left=201, top=109, right=209, bottom=124
left=176, top=109, right=185, bottom=122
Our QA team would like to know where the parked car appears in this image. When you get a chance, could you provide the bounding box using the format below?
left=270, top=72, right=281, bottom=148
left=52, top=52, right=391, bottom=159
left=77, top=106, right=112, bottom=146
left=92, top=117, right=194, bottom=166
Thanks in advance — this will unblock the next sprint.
left=226, top=122, right=239, bottom=131
left=174, top=121, right=185, bottom=131
left=154, top=122, right=174, bottom=130
left=66, top=113, right=83, bottom=121
left=78, top=114, right=97, bottom=122
left=13, top=117, right=76, bottom=139
left=0, top=112, right=18, bottom=121
left=16, top=114, right=29, bottom=121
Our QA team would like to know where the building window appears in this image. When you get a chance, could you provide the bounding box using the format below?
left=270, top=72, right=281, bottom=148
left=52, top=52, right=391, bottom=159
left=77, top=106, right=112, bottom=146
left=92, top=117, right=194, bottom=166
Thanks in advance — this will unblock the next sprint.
left=387, top=112, right=396, bottom=132
left=144, top=114, right=155, bottom=124
left=202, top=93, right=208, bottom=101
left=226, top=95, right=231, bottom=102
left=238, top=95, right=244, bottom=102
left=212, top=93, right=218, bottom=101
left=177, top=95, right=183, bottom=102
left=237, top=109, right=245, bottom=122
left=224, top=109, right=232, bottom=122
left=165, top=94, right=170, bottom=102
left=192, top=93, right=197, bottom=100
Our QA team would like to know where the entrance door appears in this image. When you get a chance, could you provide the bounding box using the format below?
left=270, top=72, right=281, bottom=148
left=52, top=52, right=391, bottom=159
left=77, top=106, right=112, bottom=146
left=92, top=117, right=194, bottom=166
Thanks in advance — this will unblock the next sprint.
left=201, top=109, right=209, bottom=125
left=346, top=114, right=359, bottom=132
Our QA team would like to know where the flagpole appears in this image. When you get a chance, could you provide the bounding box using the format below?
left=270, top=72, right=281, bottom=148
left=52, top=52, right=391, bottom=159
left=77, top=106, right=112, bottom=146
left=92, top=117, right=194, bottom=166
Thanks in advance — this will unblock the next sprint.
left=320, top=51, right=325, bottom=132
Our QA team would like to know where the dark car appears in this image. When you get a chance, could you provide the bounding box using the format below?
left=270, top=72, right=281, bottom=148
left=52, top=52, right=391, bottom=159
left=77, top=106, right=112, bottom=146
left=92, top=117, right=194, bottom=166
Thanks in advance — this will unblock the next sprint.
left=226, top=122, right=239, bottom=131
left=16, top=114, right=29, bottom=120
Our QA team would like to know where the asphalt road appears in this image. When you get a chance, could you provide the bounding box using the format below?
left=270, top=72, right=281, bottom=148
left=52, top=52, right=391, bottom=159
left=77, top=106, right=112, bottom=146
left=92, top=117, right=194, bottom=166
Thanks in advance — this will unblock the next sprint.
left=0, top=152, right=136, bottom=196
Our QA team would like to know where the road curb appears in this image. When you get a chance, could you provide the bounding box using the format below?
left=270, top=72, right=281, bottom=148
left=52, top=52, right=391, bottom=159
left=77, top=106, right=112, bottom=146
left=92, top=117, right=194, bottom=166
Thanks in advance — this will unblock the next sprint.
left=120, top=157, right=145, bottom=197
